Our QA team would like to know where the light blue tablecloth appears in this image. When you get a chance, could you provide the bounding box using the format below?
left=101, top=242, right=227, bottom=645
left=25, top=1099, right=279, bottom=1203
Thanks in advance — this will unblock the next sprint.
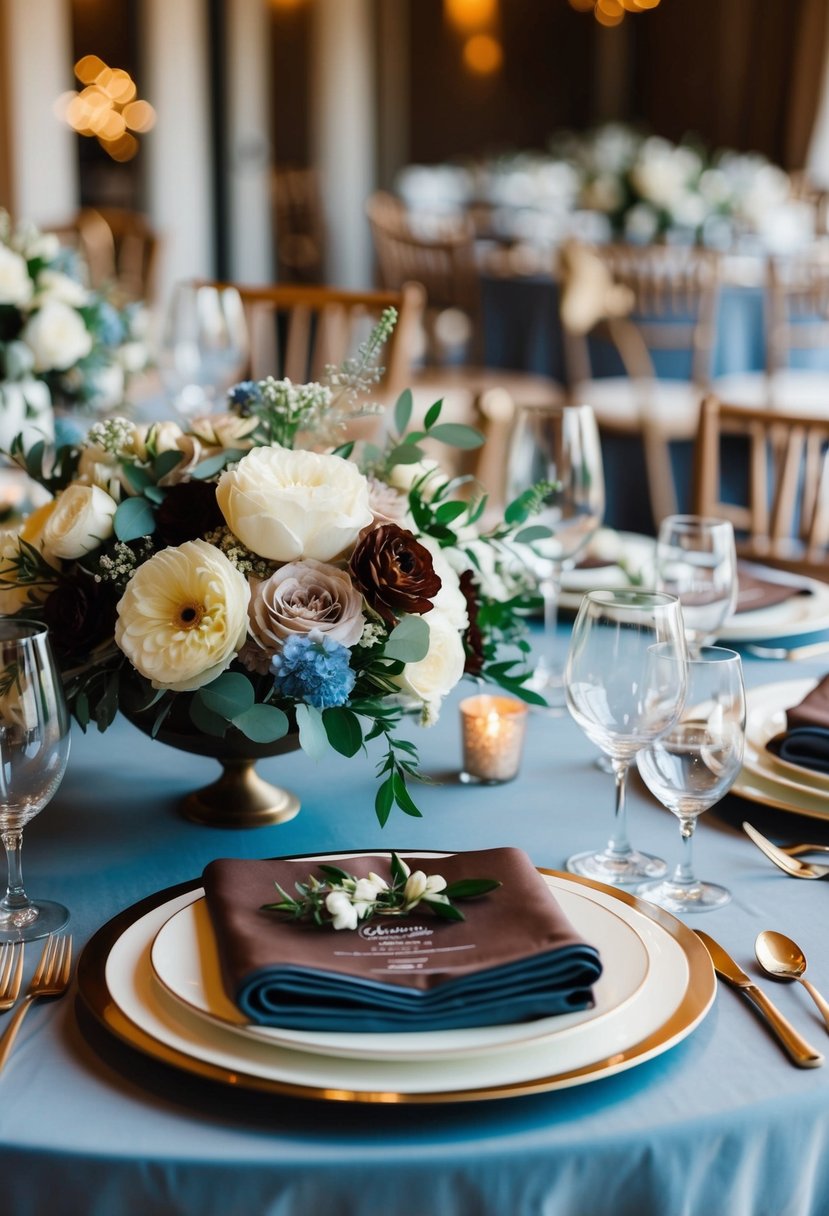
left=4, top=635, right=829, bottom=1216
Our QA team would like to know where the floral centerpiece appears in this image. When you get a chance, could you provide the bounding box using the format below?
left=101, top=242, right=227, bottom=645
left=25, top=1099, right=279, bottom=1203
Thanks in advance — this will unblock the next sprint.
left=0, top=209, right=147, bottom=450
left=0, top=309, right=548, bottom=825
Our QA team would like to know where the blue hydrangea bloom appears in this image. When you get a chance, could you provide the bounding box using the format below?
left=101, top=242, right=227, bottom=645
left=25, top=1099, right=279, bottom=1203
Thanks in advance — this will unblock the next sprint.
left=228, top=380, right=262, bottom=411
left=94, top=299, right=127, bottom=347
left=271, top=632, right=355, bottom=709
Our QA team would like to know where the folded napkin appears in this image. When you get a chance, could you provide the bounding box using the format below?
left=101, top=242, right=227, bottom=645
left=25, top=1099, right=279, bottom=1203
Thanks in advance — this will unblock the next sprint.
left=766, top=675, right=829, bottom=773
left=202, top=848, right=603, bottom=1034
left=735, top=566, right=813, bottom=614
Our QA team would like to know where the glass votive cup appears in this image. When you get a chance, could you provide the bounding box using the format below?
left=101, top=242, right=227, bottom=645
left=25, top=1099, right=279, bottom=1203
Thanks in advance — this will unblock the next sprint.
left=459, top=694, right=528, bottom=785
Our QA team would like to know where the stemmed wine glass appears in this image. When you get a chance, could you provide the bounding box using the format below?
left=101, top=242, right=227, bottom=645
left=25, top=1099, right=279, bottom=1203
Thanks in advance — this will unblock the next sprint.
left=637, top=647, right=746, bottom=913
left=655, top=515, right=738, bottom=658
left=0, top=621, right=71, bottom=941
left=565, top=589, right=688, bottom=885
left=505, top=403, right=605, bottom=712
left=158, top=282, right=249, bottom=419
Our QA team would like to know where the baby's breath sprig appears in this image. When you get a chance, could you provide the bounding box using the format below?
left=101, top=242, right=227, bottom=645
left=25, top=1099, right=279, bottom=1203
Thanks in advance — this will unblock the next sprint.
left=261, top=851, right=501, bottom=931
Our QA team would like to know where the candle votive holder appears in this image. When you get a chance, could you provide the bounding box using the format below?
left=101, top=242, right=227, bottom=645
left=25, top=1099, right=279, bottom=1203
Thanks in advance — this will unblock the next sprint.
left=459, top=694, right=528, bottom=785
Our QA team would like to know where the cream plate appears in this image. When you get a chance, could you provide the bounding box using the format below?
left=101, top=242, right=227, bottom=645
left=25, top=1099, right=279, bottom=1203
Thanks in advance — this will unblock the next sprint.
left=149, top=879, right=650, bottom=1062
left=742, top=678, right=829, bottom=797
left=78, top=867, right=715, bottom=1102
left=719, top=576, right=829, bottom=643
left=559, top=531, right=655, bottom=611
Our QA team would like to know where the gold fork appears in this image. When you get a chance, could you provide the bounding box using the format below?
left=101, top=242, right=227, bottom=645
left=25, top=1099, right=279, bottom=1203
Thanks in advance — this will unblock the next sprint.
left=0, top=935, right=72, bottom=1073
left=0, top=942, right=24, bottom=1013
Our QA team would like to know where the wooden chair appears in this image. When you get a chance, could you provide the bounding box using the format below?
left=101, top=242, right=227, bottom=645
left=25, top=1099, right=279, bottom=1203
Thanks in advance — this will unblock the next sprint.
left=52, top=207, right=160, bottom=304
left=190, top=279, right=425, bottom=438
left=562, top=241, right=721, bottom=528
left=692, top=393, right=829, bottom=577
left=271, top=165, right=326, bottom=284
left=713, top=249, right=829, bottom=415
left=366, top=191, right=564, bottom=498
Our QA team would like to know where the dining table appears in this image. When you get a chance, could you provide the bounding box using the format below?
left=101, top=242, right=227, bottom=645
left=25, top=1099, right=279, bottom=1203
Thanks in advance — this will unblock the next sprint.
left=5, top=606, right=829, bottom=1216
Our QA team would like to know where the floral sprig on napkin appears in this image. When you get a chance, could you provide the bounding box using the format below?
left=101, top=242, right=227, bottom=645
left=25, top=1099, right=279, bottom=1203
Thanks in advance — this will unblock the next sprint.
left=261, top=852, right=501, bottom=930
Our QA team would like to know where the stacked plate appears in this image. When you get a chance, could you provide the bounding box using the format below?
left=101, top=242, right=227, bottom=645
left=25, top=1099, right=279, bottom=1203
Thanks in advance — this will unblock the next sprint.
left=77, top=859, right=716, bottom=1104
left=736, top=679, right=829, bottom=819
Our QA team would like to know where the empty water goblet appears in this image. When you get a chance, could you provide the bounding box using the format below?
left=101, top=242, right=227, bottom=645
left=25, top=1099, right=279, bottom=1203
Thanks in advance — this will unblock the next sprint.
left=0, top=620, right=71, bottom=941
left=655, top=515, right=738, bottom=658
left=564, top=589, right=688, bottom=886
left=505, top=402, right=605, bottom=713
left=636, top=646, right=745, bottom=913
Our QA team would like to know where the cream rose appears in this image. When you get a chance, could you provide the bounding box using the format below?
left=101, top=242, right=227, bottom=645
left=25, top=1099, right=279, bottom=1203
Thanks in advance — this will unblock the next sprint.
left=22, top=300, right=93, bottom=372
left=43, top=484, right=117, bottom=560
left=0, top=246, right=33, bottom=306
left=417, top=536, right=468, bottom=633
left=248, top=559, right=365, bottom=659
left=190, top=412, right=258, bottom=451
left=393, top=609, right=465, bottom=719
left=33, top=269, right=88, bottom=309
left=216, top=446, right=373, bottom=563
left=115, top=539, right=250, bottom=692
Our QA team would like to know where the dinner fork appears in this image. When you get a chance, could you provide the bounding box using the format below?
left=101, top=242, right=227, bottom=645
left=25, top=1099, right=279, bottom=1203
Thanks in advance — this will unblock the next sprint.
left=743, top=822, right=829, bottom=881
left=0, top=935, right=73, bottom=1073
left=0, top=943, right=23, bottom=1012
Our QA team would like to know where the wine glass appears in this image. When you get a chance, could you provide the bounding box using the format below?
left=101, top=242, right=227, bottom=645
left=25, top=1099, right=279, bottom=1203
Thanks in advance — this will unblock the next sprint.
left=505, top=403, right=605, bottom=712
left=655, top=515, right=738, bottom=658
left=158, top=282, right=249, bottom=419
left=564, top=589, right=688, bottom=885
left=0, top=621, right=71, bottom=941
left=637, top=647, right=746, bottom=913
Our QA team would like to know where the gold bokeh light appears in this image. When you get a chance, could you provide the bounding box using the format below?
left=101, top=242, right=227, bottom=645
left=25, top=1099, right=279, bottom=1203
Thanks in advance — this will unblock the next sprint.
left=463, top=32, right=503, bottom=74
left=59, top=57, right=156, bottom=161
left=568, top=0, right=660, bottom=20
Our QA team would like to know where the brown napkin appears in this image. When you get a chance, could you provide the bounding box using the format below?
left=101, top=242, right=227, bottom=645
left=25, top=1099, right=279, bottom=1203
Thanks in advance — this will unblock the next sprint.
left=766, top=675, right=829, bottom=773
left=576, top=554, right=616, bottom=571
left=735, top=566, right=813, bottom=614
left=202, top=848, right=602, bottom=1032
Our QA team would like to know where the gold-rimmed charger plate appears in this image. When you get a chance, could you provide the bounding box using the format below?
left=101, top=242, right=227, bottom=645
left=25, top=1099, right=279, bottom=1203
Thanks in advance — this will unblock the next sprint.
left=77, top=858, right=715, bottom=1104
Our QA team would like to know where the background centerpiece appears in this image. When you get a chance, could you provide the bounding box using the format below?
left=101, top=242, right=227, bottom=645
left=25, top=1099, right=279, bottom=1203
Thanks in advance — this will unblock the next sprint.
left=0, top=309, right=547, bottom=827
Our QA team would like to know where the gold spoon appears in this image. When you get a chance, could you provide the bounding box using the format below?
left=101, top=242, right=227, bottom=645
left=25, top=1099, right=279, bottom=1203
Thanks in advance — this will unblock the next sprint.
left=755, top=931, right=829, bottom=1032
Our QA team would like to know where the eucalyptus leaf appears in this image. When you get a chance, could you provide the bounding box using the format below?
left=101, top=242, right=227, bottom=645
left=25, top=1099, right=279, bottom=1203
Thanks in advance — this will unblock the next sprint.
left=383, top=614, right=430, bottom=663
left=393, top=387, right=413, bottom=436
left=114, top=496, right=156, bottom=542
left=296, top=703, right=331, bottom=761
left=426, top=423, right=484, bottom=450
left=232, top=703, right=289, bottom=743
left=121, top=462, right=153, bottom=494
left=199, top=672, right=255, bottom=719
left=153, top=449, right=185, bottom=479
left=189, top=694, right=229, bottom=738
left=434, top=500, right=468, bottom=526
left=387, top=442, right=424, bottom=466
left=423, top=399, right=443, bottom=430
left=514, top=525, right=553, bottom=544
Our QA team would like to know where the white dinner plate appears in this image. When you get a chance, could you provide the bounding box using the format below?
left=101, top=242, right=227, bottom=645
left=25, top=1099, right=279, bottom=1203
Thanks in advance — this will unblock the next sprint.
left=718, top=574, right=829, bottom=642
left=79, top=866, right=715, bottom=1103
left=150, top=880, right=650, bottom=1062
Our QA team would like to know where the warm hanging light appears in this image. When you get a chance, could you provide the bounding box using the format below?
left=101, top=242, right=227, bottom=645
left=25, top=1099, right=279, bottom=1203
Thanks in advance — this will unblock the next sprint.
left=445, top=0, right=498, bottom=33
left=463, top=33, right=503, bottom=74
left=568, top=0, right=661, bottom=21
left=54, top=57, right=156, bottom=162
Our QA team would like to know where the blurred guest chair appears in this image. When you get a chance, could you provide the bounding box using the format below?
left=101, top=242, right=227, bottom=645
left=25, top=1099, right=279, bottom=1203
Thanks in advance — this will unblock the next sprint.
left=53, top=207, right=160, bottom=305
left=693, top=393, right=829, bottom=576
left=366, top=191, right=564, bottom=496
left=713, top=249, right=829, bottom=415
left=191, top=279, right=425, bottom=440
left=272, top=166, right=326, bottom=284
left=561, top=241, right=720, bottom=527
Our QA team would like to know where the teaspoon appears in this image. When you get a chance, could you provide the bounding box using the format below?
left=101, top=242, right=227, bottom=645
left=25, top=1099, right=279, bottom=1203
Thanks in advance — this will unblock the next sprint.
left=755, top=931, right=829, bottom=1032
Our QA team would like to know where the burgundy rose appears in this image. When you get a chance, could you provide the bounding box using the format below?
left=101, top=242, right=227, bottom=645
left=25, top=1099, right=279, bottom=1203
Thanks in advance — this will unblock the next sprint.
left=349, top=523, right=441, bottom=627
left=459, top=569, right=485, bottom=676
left=42, top=575, right=118, bottom=660
left=155, top=481, right=225, bottom=547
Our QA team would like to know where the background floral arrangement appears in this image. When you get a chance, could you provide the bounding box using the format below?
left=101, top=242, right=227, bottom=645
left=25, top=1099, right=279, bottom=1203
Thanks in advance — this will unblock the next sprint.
left=0, top=310, right=547, bottom=824
left=396, top=122, right=797, bottom=251
left=0, top=209, right=147, bottom=431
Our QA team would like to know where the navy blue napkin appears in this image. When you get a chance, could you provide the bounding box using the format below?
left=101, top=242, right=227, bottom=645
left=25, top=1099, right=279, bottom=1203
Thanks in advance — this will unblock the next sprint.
left=767, top=675, right=829, bottom=774
left=202, top=849, right=603, bottom=1033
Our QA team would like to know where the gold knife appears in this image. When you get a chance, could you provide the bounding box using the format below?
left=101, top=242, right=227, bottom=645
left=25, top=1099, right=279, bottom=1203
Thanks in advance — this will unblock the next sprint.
left=695, top=931, right=824, bottom=1069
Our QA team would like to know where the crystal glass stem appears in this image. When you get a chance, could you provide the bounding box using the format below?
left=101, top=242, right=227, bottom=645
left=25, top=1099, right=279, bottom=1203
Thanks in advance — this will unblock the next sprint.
left=607, top=758, right=633, bottom=859
left=0, top=829, right=30, bottom=920
left=670, top=817, right=698, bottom=890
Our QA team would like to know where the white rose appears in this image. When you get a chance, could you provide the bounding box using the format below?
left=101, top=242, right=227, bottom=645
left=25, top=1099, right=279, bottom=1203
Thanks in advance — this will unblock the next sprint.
left=0, top=246, right=33, bottom=307
left=43, top=483, right=117, bottom=559
left=417, top=536, right=468, bottom=633
left=22, top=232, right=61, bottom=262
left=216, top=446, right=373, bottom=563
left=393, top=609, right=465, bottom=718
left=32, top=269, right=88, bottom=308
left=388, top=458, right=442, bottom=496
left=115, top=539, right=251, bottom=692
left=22, top=300, right=93, bottom=372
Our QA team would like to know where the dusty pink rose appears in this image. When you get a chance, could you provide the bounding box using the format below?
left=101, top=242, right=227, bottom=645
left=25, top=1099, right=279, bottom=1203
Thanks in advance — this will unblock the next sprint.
left=248, top=559, right=365, bottom=661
